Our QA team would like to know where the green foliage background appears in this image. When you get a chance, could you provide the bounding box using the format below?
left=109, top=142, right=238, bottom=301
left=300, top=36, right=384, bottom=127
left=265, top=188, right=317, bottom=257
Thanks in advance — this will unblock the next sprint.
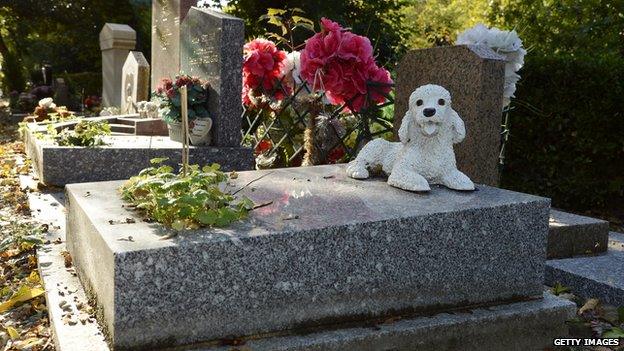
left=0, top=0, right=151, bottom=93
left=224, top=0, right=409, bottom=68
left=1, top=0, right=622, bottom=211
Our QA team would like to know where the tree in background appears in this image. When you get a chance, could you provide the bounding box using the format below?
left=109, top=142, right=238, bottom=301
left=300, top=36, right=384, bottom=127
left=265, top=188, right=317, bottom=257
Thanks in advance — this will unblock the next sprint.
left=0, top=0, right=151, bottom=94
left=403, top=0, right=490, bottom=47
left=222, top=0, right=409, bottom=69
left=402, top=0, right=624, bottom=59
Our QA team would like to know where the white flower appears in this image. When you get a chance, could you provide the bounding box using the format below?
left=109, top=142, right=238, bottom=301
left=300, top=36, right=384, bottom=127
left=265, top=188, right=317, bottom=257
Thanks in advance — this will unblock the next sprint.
left=456, top=23, right=490, bottom=47
left=38, top=97, right=56, bottom=110
left=457, top=23, right=526, bottom=107
left=280, top=51, right=303, bottom=85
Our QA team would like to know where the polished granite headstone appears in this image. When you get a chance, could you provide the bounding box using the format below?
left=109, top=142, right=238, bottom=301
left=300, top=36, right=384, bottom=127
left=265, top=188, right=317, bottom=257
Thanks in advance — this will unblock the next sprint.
left=180, top=7, right=244, bottom=147
left=66, top=164, right=551, bottom=349
left=151, top=0, right=196, bottom=89
left=394, top=45, right=505, bottom=186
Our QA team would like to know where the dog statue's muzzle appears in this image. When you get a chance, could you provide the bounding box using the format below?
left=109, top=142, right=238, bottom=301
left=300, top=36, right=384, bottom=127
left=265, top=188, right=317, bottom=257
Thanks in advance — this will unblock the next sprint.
left=423, top=108, right=436, bottom=117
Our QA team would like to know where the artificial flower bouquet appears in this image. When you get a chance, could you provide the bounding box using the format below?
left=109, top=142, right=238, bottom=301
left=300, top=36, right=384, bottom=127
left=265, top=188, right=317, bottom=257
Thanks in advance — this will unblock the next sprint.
left=241, top=17, right=394, bottom=167
left=153, top=75, right=212, bottom=145
left=153, top=75, right=210, bottom=124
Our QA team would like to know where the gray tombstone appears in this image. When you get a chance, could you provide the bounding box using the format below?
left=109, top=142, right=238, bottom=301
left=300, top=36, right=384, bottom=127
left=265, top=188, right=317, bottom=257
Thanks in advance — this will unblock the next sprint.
left=394, top=45, right=505, bottom=186
left=100, top=23, right=137, bottom=107
left=180, top=7, right=244, bottom=147
left=121, top=51, right=150, bottom=114
left=53, top=78, right=70, bottom=108
left=151, top=0, right=197, bottom=90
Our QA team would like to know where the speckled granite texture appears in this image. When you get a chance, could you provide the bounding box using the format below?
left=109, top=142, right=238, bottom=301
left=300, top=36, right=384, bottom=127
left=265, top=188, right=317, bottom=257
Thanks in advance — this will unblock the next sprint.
left=66, top=164, right=550, bottom=350
left=548, top=209, right=609, bottom=259
left=181, top=8, right=244, bottom=147
left=202, top=293, right=575, bottom=351
left=394, top=45, right=505, bottom=186
left=24, top=132, right=253, bottom=186
left=546, top=232, right=624, bottom=306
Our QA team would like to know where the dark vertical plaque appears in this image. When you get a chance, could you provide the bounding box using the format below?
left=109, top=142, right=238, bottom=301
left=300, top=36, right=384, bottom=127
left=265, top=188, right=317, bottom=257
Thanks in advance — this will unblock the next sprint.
left=180, top=7, right=244, bottom=146
left=181, top=7, right=244, bottom=147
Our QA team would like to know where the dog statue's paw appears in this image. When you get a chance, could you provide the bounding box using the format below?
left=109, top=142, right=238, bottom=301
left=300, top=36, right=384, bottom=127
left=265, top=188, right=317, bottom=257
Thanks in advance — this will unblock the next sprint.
left=441, top=170, right=475, bottom=191
left=387, top=172, right=431, bottom=192
left=346, top=162, right=369, bottom=179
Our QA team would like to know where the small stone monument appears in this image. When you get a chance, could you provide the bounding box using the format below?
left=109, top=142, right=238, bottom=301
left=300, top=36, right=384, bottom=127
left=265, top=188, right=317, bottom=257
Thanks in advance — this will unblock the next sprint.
left=394, top=45, right=505, bottom=186
left=180, top=7, right=244, bottom=147
left=100, top=23, right=136, bottom=107
left=120, top=51, right=150, bottom=114
left=53, top=78, right=70, bottom=108
left=151, top=0, right=197, bottom=90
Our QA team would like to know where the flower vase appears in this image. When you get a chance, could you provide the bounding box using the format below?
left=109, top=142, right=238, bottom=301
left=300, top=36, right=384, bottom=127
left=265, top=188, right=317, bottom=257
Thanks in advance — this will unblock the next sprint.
left=167, top=117, right=213, bottom=145
left=167, top=122, right=185, bottom=143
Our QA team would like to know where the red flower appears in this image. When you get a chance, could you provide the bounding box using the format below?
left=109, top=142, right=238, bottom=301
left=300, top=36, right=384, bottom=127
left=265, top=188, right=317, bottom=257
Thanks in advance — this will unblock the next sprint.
left=175, top=75, right=193, bottom=87
left=255, top=139, right=272, bottom=154
left=327, top=146, right=346, bottom=164
left=242, top=38, right=288, bottom=107
left=299, top=18, right=393, bottom=112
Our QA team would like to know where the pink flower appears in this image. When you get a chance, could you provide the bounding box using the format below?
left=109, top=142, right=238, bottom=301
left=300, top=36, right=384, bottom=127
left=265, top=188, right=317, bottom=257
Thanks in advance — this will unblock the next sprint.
left=320, top=18, right=342, bottom=33
left=242, top=38, right=289, bottom=107
left=299, top=18, right=393, bottom=112
left=175, top=75, right=192, bottom=87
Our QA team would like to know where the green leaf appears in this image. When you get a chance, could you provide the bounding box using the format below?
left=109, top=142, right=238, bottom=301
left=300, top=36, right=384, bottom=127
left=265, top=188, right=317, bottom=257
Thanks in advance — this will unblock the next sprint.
left=238, top=197, right=255, bottom=210
left=266, top=33, right=289, bottom=43
left=267, top=8, right=287, bottom=16
left=177, top=206, right=193, bottom=218
left=551, top=282, right=570, bottom=295
left=196, top=210, right=218, bottom=225
left=151, top=157, right=169, bottom=165
left=618, top=306, right=624, bottom=323
left=267, top=16, right=283, bottom=27
left=603, top=327, right=624, bottom=338
left=291, top=16, right=314, bottom=25
left=162, top=179, right=188, bottom=190
left=171, top=220, right=185, bottom=231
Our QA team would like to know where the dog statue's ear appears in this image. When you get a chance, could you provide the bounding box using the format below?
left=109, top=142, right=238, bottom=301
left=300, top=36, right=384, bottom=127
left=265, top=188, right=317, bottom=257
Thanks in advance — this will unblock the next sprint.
left=398, top=111, right=412, bottom=144
left=450, top=109, right=466, bottom=143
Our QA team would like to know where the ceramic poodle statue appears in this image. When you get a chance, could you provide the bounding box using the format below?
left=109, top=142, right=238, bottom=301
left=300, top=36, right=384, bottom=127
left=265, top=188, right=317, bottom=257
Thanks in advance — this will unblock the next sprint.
left=346, top=84, right=475, bottom=192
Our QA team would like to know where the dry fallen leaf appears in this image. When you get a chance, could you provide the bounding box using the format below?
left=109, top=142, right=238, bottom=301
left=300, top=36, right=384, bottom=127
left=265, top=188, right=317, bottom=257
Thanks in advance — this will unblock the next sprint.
left=61, top=250, right=73, bottom=268
left=0, top=285, right=45, bottom=313
left=578, top=298, right=599, bottom=315
left=5, top=325, right=19, bottom=340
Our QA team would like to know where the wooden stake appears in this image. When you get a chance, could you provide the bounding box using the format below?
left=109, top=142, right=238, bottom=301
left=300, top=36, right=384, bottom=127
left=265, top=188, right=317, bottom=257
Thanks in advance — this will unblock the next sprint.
left=180, top=85, right=190, bottom=176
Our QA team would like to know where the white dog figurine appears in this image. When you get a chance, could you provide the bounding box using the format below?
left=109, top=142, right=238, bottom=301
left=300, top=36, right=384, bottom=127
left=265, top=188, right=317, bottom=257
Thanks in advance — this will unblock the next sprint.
left=346, top=84, right=475, bottom=192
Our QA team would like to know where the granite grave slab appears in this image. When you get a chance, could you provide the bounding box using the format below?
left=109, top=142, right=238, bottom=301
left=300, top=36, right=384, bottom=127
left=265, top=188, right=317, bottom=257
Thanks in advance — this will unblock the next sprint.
left=203, top=292, right=574, bottom=351
left=181, top=7, right=244, bottom=147
left=394, top=45, right=505, bottom=186
left=22, top=172, right=572, bottom=351
left=23, top=116, right=253, bottom=186
left=546, top=232, right=624, bottom=305
left=548, top=209, right=609, bottom=259
left=66, top=164, right=550, bottom=349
